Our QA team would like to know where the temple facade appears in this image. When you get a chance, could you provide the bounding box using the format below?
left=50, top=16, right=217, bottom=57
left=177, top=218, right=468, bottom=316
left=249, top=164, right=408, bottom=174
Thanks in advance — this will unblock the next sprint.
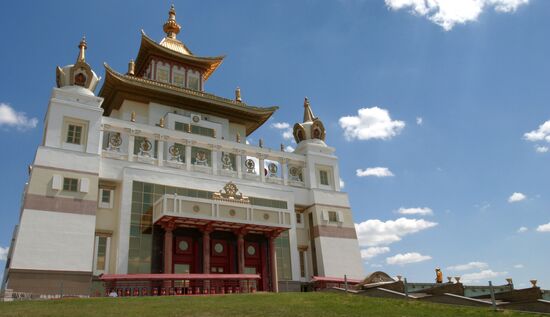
left=1, top=6, right=364, bottom=295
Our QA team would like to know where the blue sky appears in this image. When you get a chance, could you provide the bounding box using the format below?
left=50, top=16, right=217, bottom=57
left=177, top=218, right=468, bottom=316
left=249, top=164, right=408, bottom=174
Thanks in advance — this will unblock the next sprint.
left=1, top=0, right=549, bottom=288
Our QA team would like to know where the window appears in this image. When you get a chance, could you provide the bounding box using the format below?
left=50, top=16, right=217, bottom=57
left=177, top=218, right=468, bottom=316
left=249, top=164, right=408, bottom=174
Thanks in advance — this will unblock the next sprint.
left=319, top=170, right=329, bottom=185
left=175, top=121, right=215, bottom=138
left=99, top=188, right=114, bottom=209
left=187, top=75, right=200, bottom=90
left=157, top=68, right=169, bottom=83
left=296, top=213, right=302, bottom=224
left=66, top=124, right=83, bottom=144
left=173, top=73, right=185, bottom=87
left=328, top=211, right=338, bottom=223
left=63, top=178, right=78, bottom=192
left=94, top=235, right=111, bottom=275
left=299, top=250, right=306, bottom=278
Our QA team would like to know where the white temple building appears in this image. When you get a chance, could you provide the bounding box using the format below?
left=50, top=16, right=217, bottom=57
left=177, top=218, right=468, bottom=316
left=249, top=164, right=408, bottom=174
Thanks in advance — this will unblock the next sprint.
left=1, top=6, right=364, bottom=295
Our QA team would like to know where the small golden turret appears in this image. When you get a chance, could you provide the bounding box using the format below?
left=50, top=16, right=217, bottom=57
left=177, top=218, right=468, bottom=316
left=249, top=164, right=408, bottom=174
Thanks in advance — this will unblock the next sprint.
left=159, top=117, right=165, bottom=128
left=127, top=59, right=135, bottom=76
left=130, top=111, right=136, bottom=122
left=236, top=132, right=241, bottom=143
left=77, top=36, right=87, bottom=63
left=163, top=4, right=181, bottom=39
left=235, top=87, right=242, bottom=102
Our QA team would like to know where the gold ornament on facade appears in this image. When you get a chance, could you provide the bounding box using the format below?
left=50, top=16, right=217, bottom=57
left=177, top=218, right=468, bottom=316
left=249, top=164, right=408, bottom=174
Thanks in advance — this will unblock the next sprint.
left=127, top=59, right=135, bottom=76
left=159, top=117, right=165, bottom=128
left=235, top=87, right=242, bottom=102
left=130, top=111, right=136, bottom=122
left=212, top=181, right=250, bottom=204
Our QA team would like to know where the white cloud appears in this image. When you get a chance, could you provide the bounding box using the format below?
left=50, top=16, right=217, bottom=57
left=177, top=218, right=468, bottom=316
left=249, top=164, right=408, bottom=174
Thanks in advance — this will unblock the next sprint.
left=398, top=207, right=433, bottom=216
left=524, top=120, right=550, bottom=142
left=0, top=246, right=8, bottom=261
left=508, top=192, right=526, bottom=203
left=357, top=167, right=395, bottom=178
left=355, top=217, right=438, bottom=247
left=371, top=264, right=384, bottom=268
left=517, top=226, right=528, bottom=233
left=284, top=145, right=295, bottom=152
left=447, top=261, right=488, bottom=271
left=536, top=222, right=550, bottom=232
left=339, top=107, right=405, bottom=141
left=535, top=145, right=549, bottom=153
left=461, top=269, right=508, bottom=283
left=385, top=0, right=529, bottom=31
left=339, top=178, right=345, bottom=189
left=416, top=117, right=423, bottom=125
left=271, top=122, right=294, bottom=140
left=514, top=264, right=524, bottom=269
left=386, top=252, right=432, bottom=265
left=361, top=247, right=391, bottom=260
left=0, top=103, right=38, bottom=130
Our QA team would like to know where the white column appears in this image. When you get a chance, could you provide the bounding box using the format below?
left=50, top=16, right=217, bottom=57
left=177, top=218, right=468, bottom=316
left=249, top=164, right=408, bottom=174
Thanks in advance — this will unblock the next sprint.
left=259, top=156, right=266, bottom=182
left=185, top=145, right=192, bottom=171
left=128, top=134, right=135, bottom=162
left=282, top=159, right=288, bottom=185
left=236, top=154, right=242, bottom=178
left=211, top=149, right=218, bottom=175
left=116, top=175, right=133, bottom=274
left=157, top=138, right=164, bottom=167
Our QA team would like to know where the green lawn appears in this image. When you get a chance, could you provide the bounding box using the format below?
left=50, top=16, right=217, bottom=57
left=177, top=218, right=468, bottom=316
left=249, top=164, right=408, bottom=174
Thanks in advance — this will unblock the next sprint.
left=0, top=292, right=543, bottom=317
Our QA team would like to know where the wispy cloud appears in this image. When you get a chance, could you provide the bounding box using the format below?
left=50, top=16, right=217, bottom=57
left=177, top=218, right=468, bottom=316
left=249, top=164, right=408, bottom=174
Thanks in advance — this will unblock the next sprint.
left=385, top=0, right=530, bottom=31
left=0, top=103, right=38, bottom=131
left=339, top=107, right=405, bottom=141
left=398, top=207, right=433, bottom=216
left=517, top=226, right=528, bottom=233
left=357, top=167, right=395, bottom=178
left=535, top=145, right=549, bottom=153
left=461, top=269, right=507, bottom=283
left=536, top=222, right=550, bottom=232
left=416, top=117, right=423, bottom=125
left=361, top=247, right=391, bottom=260
left=355, top=217, right=438, bottom=247
left=0, top=246, right=8, bottom=261
left=447, top=261, right=488, bottom=271
left=513, top=264, right=524, bottom=269
left=508, top=192, right=526, bottom=203
left=386, top=252, right=432, bottom=265
left=524, top=120, right=550, bottom=142
left=271, top=122, right=294, bottom=140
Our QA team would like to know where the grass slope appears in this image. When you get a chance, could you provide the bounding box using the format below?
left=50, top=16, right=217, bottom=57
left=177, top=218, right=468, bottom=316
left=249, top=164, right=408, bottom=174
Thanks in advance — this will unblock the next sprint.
left=0, top=292, right=542, bottom=317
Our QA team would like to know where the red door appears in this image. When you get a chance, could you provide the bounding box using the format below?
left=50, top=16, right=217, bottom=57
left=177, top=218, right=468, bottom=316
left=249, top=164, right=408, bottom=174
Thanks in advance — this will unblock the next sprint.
left=244, top=241, right=264, bottom=291
left=210, top=239, right=231, bottom=274
left=173, top=236, right=196, bottom=273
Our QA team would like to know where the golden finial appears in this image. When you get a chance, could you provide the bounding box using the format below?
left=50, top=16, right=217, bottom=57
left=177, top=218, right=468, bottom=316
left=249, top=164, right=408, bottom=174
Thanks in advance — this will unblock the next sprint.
left=77, top=36, right=87, bottom=63
left=127, top=59, right=135, bottom=76
left=159, top=117, right=165, bottom=128
left=303, top=97, right=315, bottom=122
left=130, top=111, right=136, bottom=122
left=236, top=132, right=241, bottom=143
left=259, top=138, right=264, bottom=148
left=163, top=4, right=181, bottom=39
left=235, top=87, right=242, bottom=102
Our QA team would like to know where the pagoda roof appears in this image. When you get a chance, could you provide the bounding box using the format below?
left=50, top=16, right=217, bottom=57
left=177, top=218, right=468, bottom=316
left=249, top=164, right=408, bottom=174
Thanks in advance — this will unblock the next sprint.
left=98, top=64, right=278, bottom=135
left=135, top=31, right=224, bottom=81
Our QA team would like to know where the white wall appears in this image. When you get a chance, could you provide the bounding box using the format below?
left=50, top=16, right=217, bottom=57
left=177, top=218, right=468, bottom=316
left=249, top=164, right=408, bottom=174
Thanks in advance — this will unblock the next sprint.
left=10, top=209, right=96, bottom=272
left=318, top=236, right=364, bottom=280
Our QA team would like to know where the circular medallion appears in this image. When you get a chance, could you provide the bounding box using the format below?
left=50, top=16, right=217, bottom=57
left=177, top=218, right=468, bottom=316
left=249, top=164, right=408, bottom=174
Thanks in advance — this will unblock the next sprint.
left=229, top=209, right=236, bottom=216
left=214, top=243, right=224, bottom=254
left=289, top=166, right=299, bottom=177
left=245, top=159, right=255, bottom=170
left=168, top=145, right=180, bottom=156
left=247, top=245, right=256, bottom=256
left=192, top=205, right=200, bottom=212
left=178, top=240, right=189, bottom=251
left=263, top=213, right=270, bottom=220
left=140, top=139, right=152, bottom=152
left=192, top=115, right=200, bottom=123
left=268, top=163, right=278, bottom=174
left=109, top=134, right=122, bottom=147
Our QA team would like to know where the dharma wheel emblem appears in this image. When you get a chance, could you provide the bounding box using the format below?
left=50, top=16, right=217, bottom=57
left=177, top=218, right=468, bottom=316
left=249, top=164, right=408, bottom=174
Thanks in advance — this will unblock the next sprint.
left=245, top=159, right=255, bottom=173
left=168, top=145, right=180, bottom=157
left=212, top=181, right=250, bottom=204
left=268, top=163, right=278, bottom=176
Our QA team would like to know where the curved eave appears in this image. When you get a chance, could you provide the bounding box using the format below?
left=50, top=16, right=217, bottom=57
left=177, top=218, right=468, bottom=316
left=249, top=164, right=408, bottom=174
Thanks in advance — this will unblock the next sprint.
left=135, top=31, right=224, bottom=81
left=98, top=65, right=277, bottom=136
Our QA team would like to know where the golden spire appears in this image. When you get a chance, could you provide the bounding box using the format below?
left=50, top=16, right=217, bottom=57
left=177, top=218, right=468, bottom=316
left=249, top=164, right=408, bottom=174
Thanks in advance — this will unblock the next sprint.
left=163, top=4, right=181, bottom=39
left=77, top=36, right=87, bottom=63
left=235, top=87, right=242, bottom=102
left=303, top=97, right=315, bottom=122
left=127, top=59, right=135, bottom=76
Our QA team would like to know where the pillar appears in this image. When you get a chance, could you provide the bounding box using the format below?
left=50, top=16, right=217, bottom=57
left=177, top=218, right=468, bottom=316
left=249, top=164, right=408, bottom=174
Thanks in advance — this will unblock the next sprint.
left=269, top=235, right=279, bottom=293
left=163, top=223, right=175, bottom=274
left=237, top=231, right=245, bottom=274
left=259, top=157, right=266, bottom=182
left=236, top=154, right=242, bottom=179
left=185, top=145, right=192, bottom=171
left=128, top=134, right=135, bottom=162
left=202, top=226, right=213, bottom=274
left=157, top=138, right=164, bottom=166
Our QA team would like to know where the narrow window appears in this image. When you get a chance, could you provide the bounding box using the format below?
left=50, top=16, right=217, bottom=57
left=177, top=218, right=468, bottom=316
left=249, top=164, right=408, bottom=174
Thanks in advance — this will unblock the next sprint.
left=66, top=124, right=83, bottom=144
left=319, top=170, right=329, bottom=186
left=94, top=235, right=110, bottom=275
left=299, top=250, right=306, bottom=278
left=63, top=178, right=78, bottom=192
left=328, top=211, right=338, bottom=223
left=296, top=213, right=302, bottom=224
left=187, top=75, right=200, bottom=90
left=99, top=188, right=114, bottom=209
